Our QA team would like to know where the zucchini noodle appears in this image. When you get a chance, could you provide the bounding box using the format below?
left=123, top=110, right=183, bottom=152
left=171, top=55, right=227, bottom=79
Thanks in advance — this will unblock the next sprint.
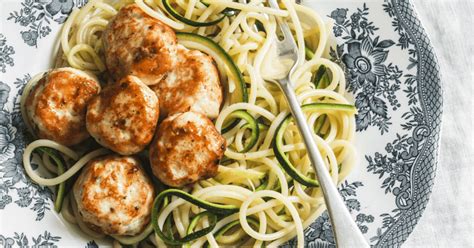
left=22, top=0, right=358, bottom=247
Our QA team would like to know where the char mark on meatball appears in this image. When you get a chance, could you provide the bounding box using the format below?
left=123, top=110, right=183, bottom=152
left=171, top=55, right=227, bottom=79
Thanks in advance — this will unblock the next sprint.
left=149, top=111, right=226, bottom=187
left=25, top=67, right=101, bottom=146
left=103, top=3, right=178, bottom=85
left=73, top=155, right=155, bottom=236
left=150, top=45, right=223, bottom=119
left=86, top=75, right=159, bottom=155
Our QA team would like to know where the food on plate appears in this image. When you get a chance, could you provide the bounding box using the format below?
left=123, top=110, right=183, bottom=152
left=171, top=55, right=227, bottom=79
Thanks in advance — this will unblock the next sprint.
left=149, top=111, right=226, bottom=187
left=150, top=44, right=222, bottom=118
left=23, top=67, right=100, bottom=146
left=86, top=75, right=159, bottom=155
left=73, top=155, right=155, bottom=236
left=21, top=0, right=358, bottom=247
left=104, top=3, right=178, bottom=85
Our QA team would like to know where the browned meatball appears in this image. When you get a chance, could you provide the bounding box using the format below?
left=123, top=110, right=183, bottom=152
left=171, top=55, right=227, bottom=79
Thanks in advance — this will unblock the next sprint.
left=73, top=155, right=155, bottom=236
left=24, top=67, right=100, bottom=146
left=103, top=3, right=178, bottom=85
left=149, top=111, right=226, bottom=187
left=150, top=45, right=223, bottom=119
left=86, top=76, right=159, bottom=155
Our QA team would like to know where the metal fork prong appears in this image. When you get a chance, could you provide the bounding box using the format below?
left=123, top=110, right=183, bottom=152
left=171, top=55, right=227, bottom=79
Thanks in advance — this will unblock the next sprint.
left=267, top=0, right=298, bottom=69
left=268, top=0, right=293, bottom=42
left=277, top=18, right=294, bottom=43
left=278, top=22, right=298, bottom=61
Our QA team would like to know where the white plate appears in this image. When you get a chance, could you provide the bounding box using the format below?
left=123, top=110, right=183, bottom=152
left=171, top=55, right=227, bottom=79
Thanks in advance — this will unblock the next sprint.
left=0, top=0, right=442, bottom=247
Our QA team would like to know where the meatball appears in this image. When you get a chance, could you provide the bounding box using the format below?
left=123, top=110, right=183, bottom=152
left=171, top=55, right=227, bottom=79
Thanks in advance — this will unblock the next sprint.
left=73, top=155, right=155, bottom=236
left=86, top=76, right=159, bottom=155
left=104, top=3, right=177, bottom=85
left=24, top=67, right=100, bottom=146
left=150, top=45, right=222, bottom=119
left=149, top=112, right=226, bottom=187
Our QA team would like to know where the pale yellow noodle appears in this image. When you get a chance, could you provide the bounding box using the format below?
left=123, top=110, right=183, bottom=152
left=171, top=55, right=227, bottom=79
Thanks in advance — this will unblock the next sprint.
left=21, top=0, right=358, bottom=247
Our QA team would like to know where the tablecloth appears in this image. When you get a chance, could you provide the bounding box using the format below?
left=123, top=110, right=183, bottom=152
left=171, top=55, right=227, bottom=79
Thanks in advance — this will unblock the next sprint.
left=403, top=0, right=473, bottom=247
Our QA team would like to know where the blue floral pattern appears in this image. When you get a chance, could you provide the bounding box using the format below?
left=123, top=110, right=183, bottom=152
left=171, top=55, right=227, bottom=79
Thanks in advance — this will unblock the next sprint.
left=85, top=240, right=99, bottom=248
left=365, top=1, right=441, bottom=245
left=0, top=231, right=61, bottom=247
left=7, top=0, right=88, bottom=47
left=293, top=181, right=374, bottom=247
left=0, top=34, right=15, bottom=73
left=0, top=0, right=442, bottom=247
left=287, top=1, right=441, bottom=246
left=0, top=76, right=54, bottom=221
left=329, top=4, right=403, bottom=134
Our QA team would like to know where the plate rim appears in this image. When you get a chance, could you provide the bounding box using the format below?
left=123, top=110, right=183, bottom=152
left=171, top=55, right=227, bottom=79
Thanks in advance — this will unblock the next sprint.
left=0, top=0, right=443, bottom=247
left=373, top=0, right=443, bottom=246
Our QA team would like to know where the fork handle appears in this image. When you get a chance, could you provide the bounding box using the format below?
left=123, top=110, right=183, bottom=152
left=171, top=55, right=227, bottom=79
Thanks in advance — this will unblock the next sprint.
left=280, top=81, right=369, bottom=248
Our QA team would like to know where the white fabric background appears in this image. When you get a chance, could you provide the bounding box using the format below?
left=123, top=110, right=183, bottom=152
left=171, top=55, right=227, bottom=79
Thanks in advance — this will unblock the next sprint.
left=403, top=0, right=474, bottom=247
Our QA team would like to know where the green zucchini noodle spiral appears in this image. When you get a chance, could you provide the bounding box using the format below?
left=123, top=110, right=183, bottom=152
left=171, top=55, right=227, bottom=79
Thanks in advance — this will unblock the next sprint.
left=21, top=0, right=358, bottom=247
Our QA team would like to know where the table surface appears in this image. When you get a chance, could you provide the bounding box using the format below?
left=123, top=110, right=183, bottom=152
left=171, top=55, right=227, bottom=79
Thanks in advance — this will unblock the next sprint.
left=403, top=0, right=473, bottom=247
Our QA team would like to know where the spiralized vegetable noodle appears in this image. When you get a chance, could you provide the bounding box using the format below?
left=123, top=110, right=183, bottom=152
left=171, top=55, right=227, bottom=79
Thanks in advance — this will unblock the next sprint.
left=21, top=0, right=357, bottom=247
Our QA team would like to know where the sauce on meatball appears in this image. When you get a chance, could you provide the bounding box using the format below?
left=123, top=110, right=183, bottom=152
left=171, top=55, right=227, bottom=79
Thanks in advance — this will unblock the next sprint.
left=149, top=112, right=226, bottom=187
left=86, top=75, right=159, bottom=155
left=151, top=45, right=223, bottom=119
left=73, top=155, right=155, bottom=236
left=104, top=3, right=178, bottom=85
left=25, top=67, right=101, bottom=146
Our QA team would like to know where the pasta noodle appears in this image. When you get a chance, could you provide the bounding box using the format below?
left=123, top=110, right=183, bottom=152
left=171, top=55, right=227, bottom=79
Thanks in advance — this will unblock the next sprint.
left=21, top=0, right=357, bottom=247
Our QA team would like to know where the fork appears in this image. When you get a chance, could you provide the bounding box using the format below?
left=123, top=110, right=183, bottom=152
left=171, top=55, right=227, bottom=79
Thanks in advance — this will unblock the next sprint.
left=266, top=0, right=370, bottom=247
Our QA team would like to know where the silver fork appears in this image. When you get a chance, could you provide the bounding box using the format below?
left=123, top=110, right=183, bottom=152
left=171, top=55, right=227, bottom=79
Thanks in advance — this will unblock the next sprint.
left=266, top=0, right=369, bottom=247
